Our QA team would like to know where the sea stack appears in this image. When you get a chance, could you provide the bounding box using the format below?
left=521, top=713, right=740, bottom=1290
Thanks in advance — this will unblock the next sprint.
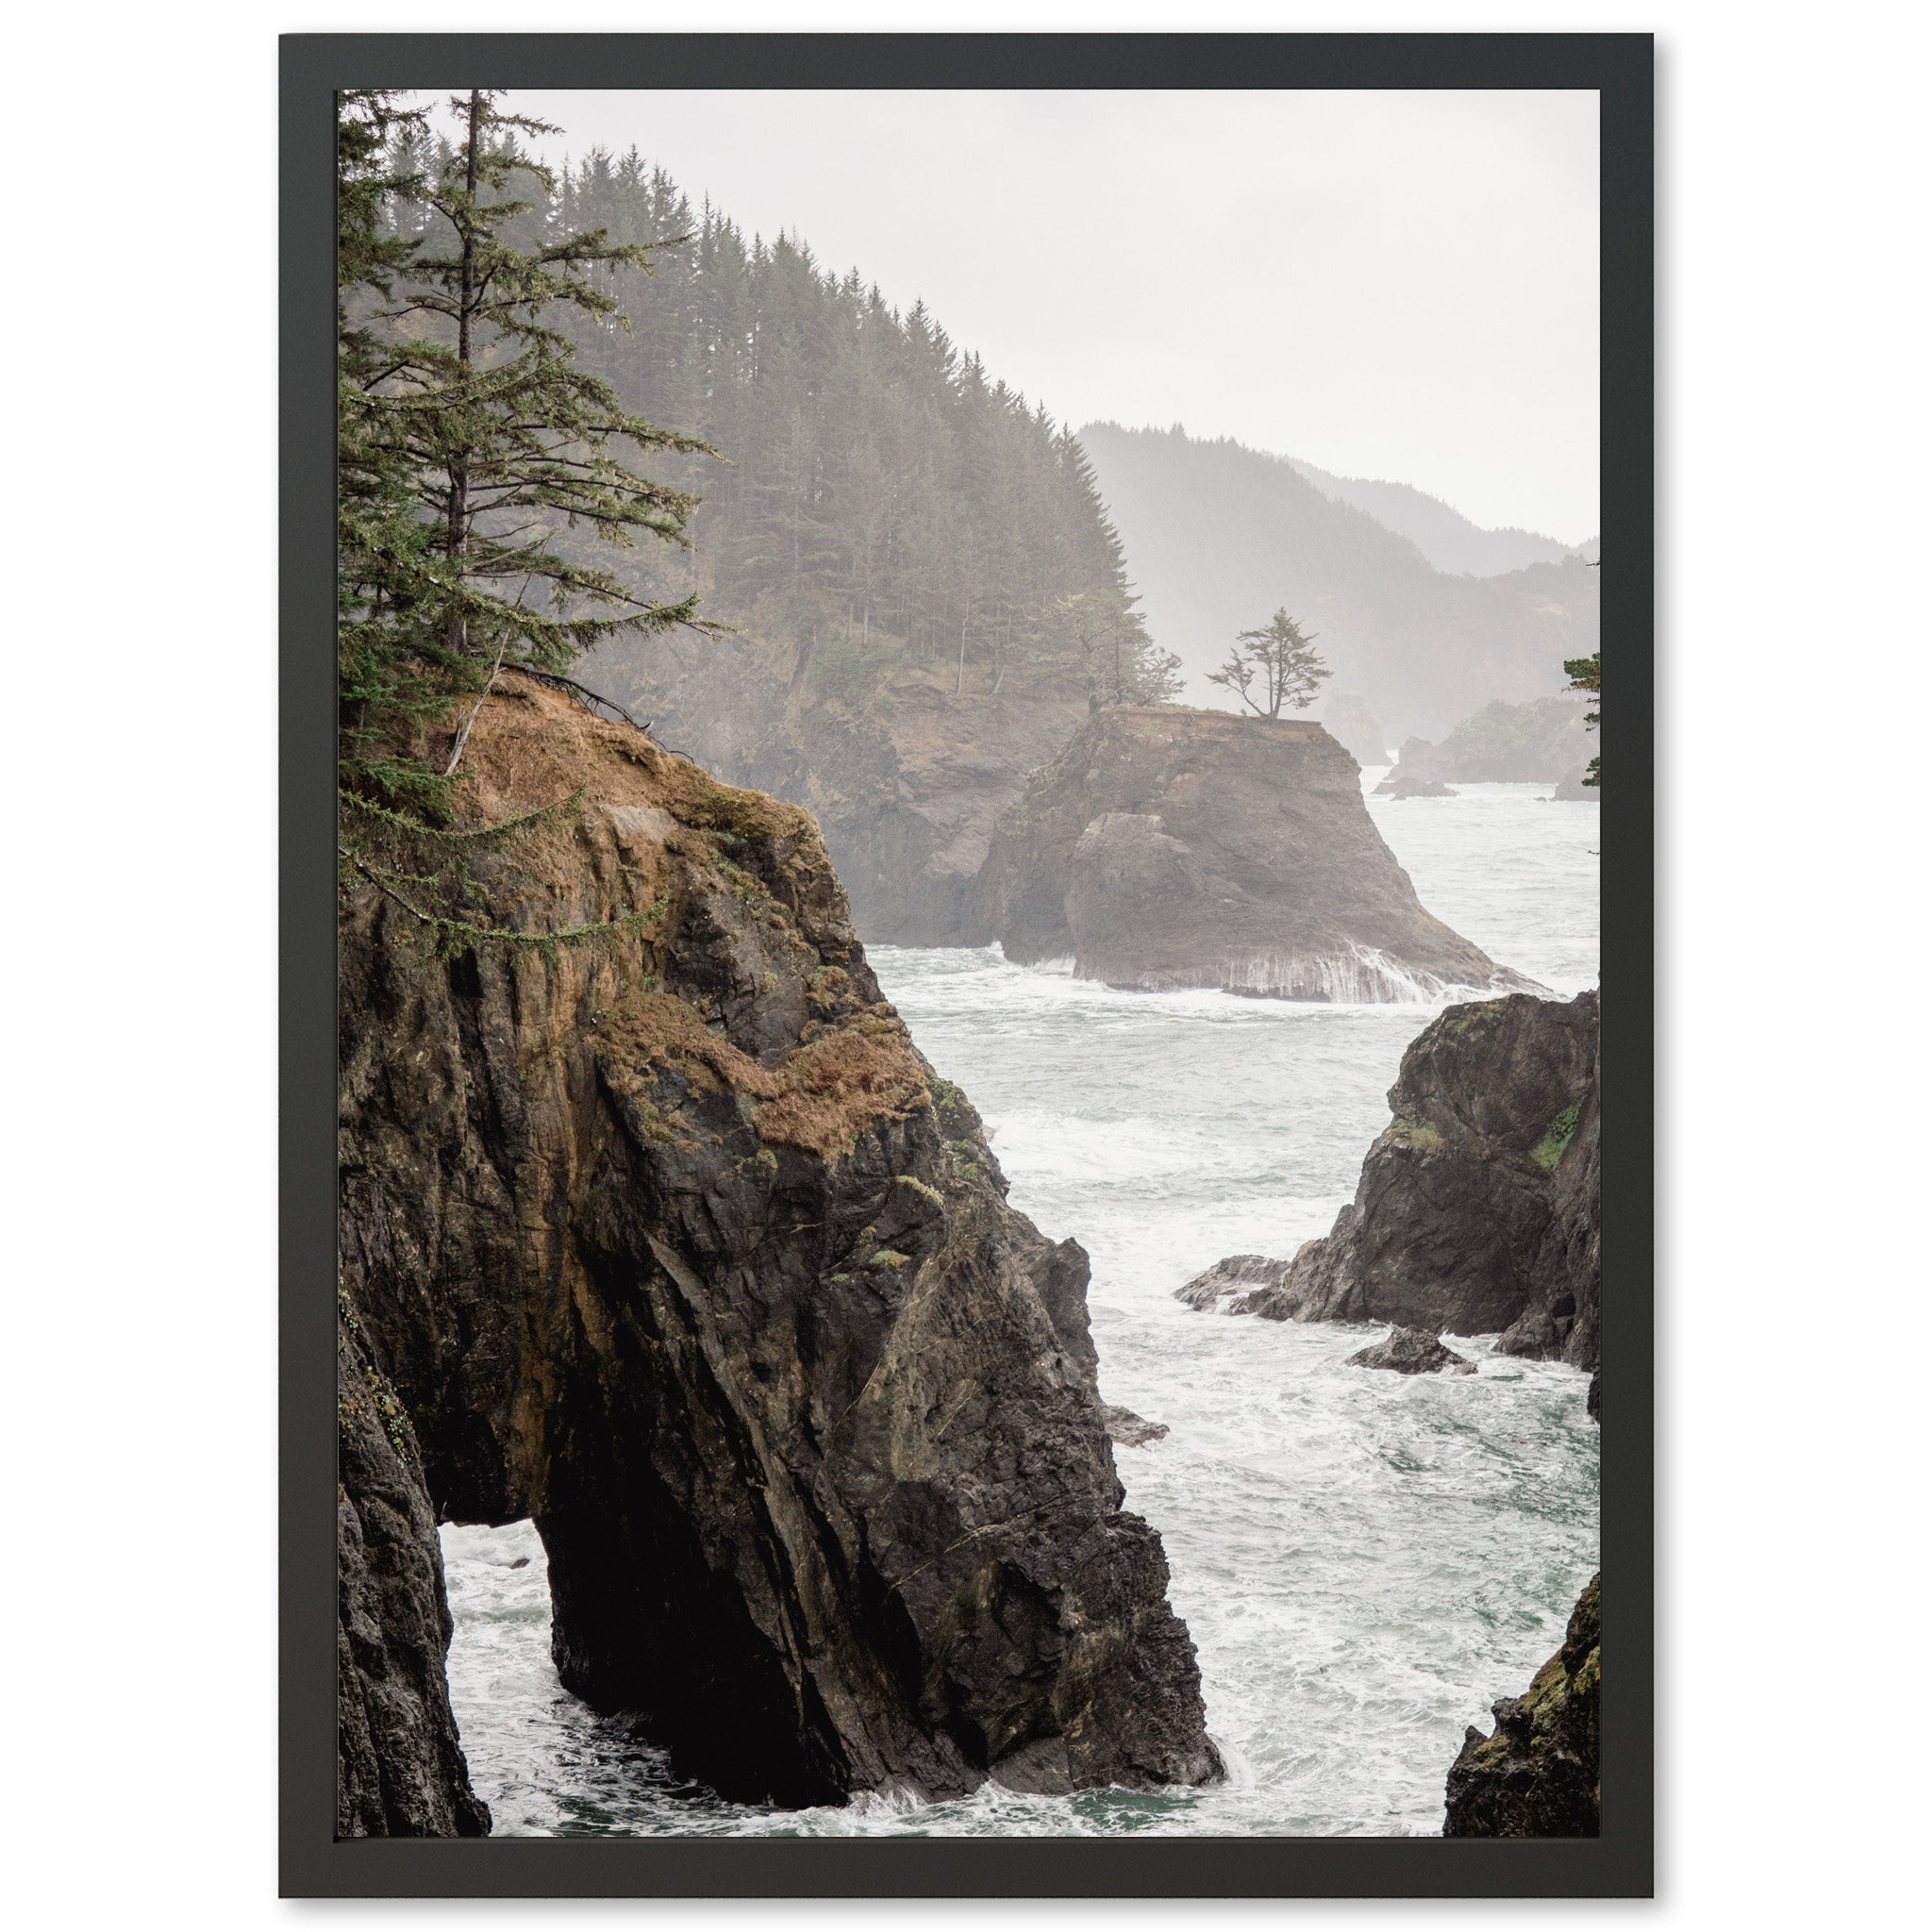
left=975, top=706, right=1531, bottom=1002
left=1263, top=989, right=1601, bottom=1341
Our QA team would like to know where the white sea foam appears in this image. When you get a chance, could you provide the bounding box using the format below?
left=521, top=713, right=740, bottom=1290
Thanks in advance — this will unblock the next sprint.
left=441, top=774, right=1601, bottom=1837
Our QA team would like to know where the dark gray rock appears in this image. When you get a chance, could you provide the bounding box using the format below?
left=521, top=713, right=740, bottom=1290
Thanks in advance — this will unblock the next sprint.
left=339, top=675, right=1219, bottom=1821
left=1273, top=990, right=1601, bottom=1342
left=1346, top=1326, right=1477, bottom=1375
left=1103, top=1406, right=1171, bottom=1446
left=336, top=1300, right=489, bottom=1839
left=976, top=707, right=1533, bottom=1002
left=1174, top=1253, right=1292, bottom=1312
left=1444, top=1574, right=1600, bottom=1837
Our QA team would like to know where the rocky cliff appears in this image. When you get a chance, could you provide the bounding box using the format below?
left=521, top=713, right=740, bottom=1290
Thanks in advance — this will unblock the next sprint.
left=337, top=1295, right=491, bottom=1838
left=1376, top=693, right=1595, bottom=791
left=975, top=707, right=1531, bottom=1003
left=1444, top=1574, right=1600, bottom=1836
left=587, top=631, right=1086, bottom=946
left=336, top=674, right=1218, bottom=1828
left=1281, top=989, right=1599, bottom=1339
left=1191, top=990, right=1599, bottom=1341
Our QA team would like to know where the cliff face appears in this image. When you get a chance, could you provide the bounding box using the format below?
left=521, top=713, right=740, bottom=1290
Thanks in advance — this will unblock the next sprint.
left=1376, top=693, right=1595, bottom=790
left=337, top=1299, right=491, bottom=1838
left=337, top=675, right=1217, bottom=1824
left=1241, top=991, right=1600, bottom=1339
left=1444, top=1574, right=1601, bottom=1836
left=588, top=633, right=1086, bottom=946
left=976, top=707, right=1529, bottom=1002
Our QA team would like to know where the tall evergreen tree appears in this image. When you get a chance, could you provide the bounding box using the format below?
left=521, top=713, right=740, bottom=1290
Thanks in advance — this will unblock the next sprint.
left=339, top=90, right=713, bottom=808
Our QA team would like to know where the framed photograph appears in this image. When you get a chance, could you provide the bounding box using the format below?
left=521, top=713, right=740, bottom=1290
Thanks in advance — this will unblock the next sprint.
left=286, top=29, right=1652, bottom=1898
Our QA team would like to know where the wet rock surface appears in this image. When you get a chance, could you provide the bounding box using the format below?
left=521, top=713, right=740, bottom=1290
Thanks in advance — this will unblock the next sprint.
left=337, top=675, right=1218, bottom=1824
left=1173, top=1253, right=1293, bottom=1312
left=1443, top=1574, right=1601, bottom=1837
left=1102, top=1406, right=1171, bottom=1446
left=1345, top=1327, right=1477, bottom=1376
left=336, top=1302, right=490, bottom=1838
left=975, top=707, right=1528, bottom=1001
left=1267, top=990, right=1601, bottom=1342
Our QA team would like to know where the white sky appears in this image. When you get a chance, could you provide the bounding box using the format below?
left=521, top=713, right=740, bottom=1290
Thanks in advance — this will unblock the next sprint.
left=482, top=89, right=1599, bottom=543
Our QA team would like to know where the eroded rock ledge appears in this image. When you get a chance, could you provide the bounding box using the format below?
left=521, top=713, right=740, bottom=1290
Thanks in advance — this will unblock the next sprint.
left=975, top=707, right=1531, bottom=1002
left=336, top=675, right=1217, bottom=1829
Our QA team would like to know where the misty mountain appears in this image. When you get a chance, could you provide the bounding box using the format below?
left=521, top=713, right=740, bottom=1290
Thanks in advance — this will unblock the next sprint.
left=1285, top=457, right=1598, bottom=578
left=1076, top=424, right=1600, bottom=743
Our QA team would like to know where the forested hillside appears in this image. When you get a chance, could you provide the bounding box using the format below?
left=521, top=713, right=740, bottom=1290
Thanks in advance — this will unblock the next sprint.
left=1078, top=424, right=1601, bottom=742
left=383, top=137, right=1176, bottom=709
left=1285, top=457, right=1598, bottom=578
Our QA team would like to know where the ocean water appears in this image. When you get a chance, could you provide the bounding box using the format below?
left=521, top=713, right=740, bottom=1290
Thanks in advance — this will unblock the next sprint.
left=441, top=773, right=1601, bottom=1836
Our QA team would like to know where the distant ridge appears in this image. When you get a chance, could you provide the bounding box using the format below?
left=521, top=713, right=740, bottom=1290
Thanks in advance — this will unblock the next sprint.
left=1285, top=457, right=1599, bottom=579
left=1075, top=423, right=1600, bottom=742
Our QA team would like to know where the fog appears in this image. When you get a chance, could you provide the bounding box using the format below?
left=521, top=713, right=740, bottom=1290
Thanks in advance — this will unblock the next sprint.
left=475, top=89, right=1599, bottom=544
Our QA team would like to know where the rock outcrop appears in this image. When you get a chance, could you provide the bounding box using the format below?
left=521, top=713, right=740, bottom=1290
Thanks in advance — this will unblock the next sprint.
left=1173, top=1253, right=1293, bottom=1312
left=1444, top=1574, right=1601, bottom=1836
left=1376, top=693, right=1594, bottom=791
left=1551, top=770, right=1602, bottom=803
left=1247, top=991, right=1600, bottom=1341
left=1103, top=1406, right=1171, bottom=1446
left=337, top=674, right=1218, bottom=1824
left=589, top=632, right=1086, bottom=946
left=975, top=707, right=1531, bottom=1002
left=1345, top=1327, right=1477, bottom=1375
left=337, top=1297, right=491, bottom=1838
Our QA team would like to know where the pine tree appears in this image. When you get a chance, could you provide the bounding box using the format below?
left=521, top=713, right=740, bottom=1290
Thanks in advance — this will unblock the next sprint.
left=1564, top=649, right=1601, bottom=785
left=1208, top=608, right=1331, bottom=717
left=338, top=90, right=714, bottom=808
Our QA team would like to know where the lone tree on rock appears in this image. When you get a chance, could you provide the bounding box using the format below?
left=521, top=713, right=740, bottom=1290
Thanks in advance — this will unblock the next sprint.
left=1208, top=608, right=1330, bottom=718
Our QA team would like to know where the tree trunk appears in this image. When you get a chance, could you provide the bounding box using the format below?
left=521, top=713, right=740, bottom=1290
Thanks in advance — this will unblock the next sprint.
left=444, top=89, right=482, bottom=661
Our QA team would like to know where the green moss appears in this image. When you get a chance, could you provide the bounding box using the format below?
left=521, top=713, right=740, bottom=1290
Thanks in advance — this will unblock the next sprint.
left=1385, top=1116, right=1444, bottom=1154
left=893, top=1174, right=945, bottom=1208
left=869, top=1249, right=911, bottom=1270
left=1529, top=1103, right=1582, bottom=1172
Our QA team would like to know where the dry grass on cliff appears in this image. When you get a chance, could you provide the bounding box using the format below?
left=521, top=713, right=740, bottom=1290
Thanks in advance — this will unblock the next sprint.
left=596, top=990, right=927, bottom=1159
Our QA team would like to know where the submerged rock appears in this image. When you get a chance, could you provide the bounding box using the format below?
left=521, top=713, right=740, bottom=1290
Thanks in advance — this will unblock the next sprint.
left=338, top=674, right=1219, bottom=1823
left=1346, top=1326, right=1477, bottom=1375
left=1444, top=1574, right=1601, bottom=1837
left=1103, top=1405, right=1171, bottom=1446
left=975, top=706, right=1531, bottom=1002
left=1272, top=990, right=1601, bottom=1344
left=1173, top=1253, right=1292, bottom=1312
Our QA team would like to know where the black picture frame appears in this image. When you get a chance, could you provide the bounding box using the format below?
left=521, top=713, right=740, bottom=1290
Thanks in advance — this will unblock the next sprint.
left=283, top=29, right=1652, bottom=1898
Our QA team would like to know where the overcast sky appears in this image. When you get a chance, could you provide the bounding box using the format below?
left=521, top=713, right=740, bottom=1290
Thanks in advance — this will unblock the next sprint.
left=485, top=89, right=1599, bottom=543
